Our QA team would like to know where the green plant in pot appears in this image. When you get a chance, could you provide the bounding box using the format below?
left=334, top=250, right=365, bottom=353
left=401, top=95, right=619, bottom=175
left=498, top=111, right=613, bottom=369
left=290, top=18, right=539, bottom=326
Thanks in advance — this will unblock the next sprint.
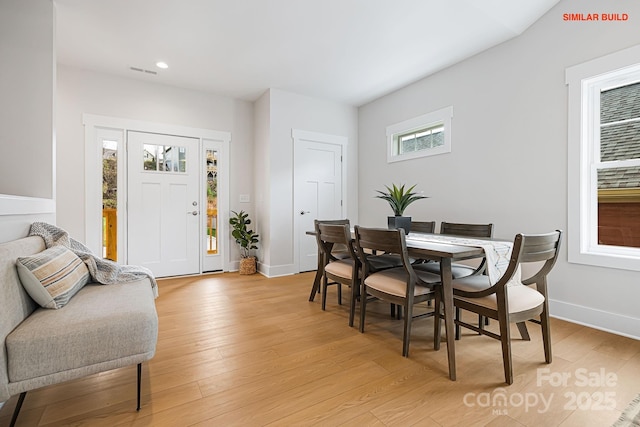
left=229, top=210, right=260, bottom=274
left=375, top=183, right=428, bottom=233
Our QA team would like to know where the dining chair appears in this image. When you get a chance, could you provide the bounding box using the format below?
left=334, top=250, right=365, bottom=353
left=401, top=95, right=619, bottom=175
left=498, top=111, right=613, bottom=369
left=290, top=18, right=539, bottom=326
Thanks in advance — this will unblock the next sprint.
left=410, top=221, right=436, bottom=234
left=409, top=220, right=436, bottom=265
left=449, top=230, right=562, bottom=384
left=309, top=219, right=352, bottom=301
left=414, top=221, right=494, bottom=278
left=314, top=219, right=352, bottom=259
left=314, top=219, right=402, bottom=270
left=354, top=226, right=442, bottom=357
left=316, top=223, right=361, bottom=327
left=413, top=221, right=494, bottom=332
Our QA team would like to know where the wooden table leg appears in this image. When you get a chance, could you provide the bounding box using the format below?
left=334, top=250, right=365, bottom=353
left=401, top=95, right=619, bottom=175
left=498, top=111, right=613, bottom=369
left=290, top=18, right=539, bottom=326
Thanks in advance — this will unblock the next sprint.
left=308, top=249, right=323, bottom=301
left=440, top=257, right=457, bottom=381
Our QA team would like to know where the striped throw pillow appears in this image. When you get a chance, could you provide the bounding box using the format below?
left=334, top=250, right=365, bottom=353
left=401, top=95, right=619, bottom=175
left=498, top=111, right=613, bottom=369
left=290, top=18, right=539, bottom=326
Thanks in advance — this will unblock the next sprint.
left=16, top=246, right=90, bottom=309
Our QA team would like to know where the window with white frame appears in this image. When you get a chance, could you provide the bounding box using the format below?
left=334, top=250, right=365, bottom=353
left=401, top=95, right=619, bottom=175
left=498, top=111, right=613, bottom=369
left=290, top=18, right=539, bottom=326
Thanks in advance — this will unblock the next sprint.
left=387, top=106, right=453, bottom=163
left=566, top=45, right=640, bottom=271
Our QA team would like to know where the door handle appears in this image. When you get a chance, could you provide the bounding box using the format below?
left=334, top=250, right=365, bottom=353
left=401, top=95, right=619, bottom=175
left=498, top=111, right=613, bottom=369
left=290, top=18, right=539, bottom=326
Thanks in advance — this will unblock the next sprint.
left=300, top=210, right=310, bottom=215
left=188, top=211, right=198, bottom=216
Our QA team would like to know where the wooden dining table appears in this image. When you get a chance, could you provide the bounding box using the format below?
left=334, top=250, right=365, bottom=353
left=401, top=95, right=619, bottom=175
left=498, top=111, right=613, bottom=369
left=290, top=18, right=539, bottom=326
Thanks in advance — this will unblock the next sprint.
left=307, top=230, right=488, bottom=381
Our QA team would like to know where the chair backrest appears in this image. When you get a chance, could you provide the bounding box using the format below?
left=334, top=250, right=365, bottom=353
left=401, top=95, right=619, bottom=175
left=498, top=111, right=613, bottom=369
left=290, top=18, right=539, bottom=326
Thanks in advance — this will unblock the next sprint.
left=314, top=219, right=350, bottom=255
left=440, top=222, right=493, bottom=238
left=499, top=230, right=563, bottom=289
left=317, top=223, right=357, bottom=263
left=314, top=219, right=350, bottom=230
left=353, top=226, right=411, bottom=275
left=410, top=221, right=436, bottom=234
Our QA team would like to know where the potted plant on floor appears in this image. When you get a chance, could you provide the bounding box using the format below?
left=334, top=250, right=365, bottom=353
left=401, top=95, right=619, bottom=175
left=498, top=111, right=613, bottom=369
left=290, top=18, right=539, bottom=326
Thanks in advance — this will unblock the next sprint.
left=229, top=210, right=260, bottom=274
left=375, top=183, right=428, bottom=233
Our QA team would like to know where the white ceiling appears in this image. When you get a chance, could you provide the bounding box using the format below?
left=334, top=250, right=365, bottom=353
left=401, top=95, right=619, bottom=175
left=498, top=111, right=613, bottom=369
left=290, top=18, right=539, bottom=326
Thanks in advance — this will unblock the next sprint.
left=54, top=0, right=560, bottom=106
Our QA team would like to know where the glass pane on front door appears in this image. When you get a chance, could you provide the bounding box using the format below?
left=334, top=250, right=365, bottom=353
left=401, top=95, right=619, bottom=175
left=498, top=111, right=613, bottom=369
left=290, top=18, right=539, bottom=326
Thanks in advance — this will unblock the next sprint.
left=143, top=144, right=187, bottom=172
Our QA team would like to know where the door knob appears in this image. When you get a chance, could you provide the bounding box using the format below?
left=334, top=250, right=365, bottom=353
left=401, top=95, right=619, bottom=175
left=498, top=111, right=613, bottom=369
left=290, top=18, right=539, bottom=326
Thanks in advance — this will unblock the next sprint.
left=300, top=210, right=310, bottom=215
left=188, top=211, right=198, bottom=216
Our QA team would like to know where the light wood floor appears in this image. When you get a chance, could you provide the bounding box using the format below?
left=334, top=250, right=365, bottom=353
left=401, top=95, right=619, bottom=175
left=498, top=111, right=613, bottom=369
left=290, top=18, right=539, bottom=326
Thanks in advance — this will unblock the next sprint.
left=2, top=272, right=639, bottom=426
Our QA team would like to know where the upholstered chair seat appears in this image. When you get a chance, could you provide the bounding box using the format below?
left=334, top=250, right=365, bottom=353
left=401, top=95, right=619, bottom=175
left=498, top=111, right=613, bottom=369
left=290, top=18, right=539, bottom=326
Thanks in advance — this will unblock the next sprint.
left=324, top=258, right=355, bottom=279
left=364, top=267, right=439, bottom=298
left=452, top=275, right=545, bottom=313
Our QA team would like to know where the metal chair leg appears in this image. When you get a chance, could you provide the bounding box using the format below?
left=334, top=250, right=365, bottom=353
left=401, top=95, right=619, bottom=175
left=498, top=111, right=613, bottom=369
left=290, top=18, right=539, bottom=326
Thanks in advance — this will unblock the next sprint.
left=137, top=363, right=142, bottom=411
left=10, top=392, right=27, bottom=427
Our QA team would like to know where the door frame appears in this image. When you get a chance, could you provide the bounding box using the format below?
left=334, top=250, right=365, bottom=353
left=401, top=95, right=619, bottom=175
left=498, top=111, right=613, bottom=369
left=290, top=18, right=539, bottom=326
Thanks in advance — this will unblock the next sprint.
left=83, top=114, right=231, bottom=272
left=292, top=128, right=348, bottom=274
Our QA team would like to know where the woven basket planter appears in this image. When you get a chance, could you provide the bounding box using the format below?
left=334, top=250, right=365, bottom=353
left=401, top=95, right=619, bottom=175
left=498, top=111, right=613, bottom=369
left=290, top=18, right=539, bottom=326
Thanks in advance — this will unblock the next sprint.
left=239, top=257, right=257, bottom=275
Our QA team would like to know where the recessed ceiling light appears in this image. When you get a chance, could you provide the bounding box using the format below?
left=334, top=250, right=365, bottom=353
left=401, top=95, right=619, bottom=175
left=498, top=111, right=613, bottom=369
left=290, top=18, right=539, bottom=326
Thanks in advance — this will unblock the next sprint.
left=156, top=62, right=169, bottom=69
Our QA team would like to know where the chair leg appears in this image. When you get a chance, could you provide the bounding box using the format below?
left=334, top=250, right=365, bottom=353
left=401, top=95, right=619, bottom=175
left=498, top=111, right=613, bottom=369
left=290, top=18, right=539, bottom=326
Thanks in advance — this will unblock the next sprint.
left=433, top=290, right=442, bottom=350
left=402, top=302, right=414, bottom=357
left=455, top=307, right=461, bottom=340
left=321, top=277, right=328, bottom=311
left=390, top=304, right=403, bottom=319
left=137, top=363, right=142, bottom=411
left=359, top=285, right=368, bottom=333
left=10, top=392, right=27, bottom=427
left=337, top=283, right=342, bottom=305
left=516, top=322, right=531, bottom=341
left=349, top=284, right=357, bottom=327
left=498, top=311, right=513, bottom=385
left=541, top=307, right=552, bottom=363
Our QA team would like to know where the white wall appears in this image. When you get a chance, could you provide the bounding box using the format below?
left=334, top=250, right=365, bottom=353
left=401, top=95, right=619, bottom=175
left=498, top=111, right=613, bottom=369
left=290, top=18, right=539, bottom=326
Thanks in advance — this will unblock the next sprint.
left=56, top=65, right=254, bottom=253
left=0, top=0, right=55, bottom=199
left=256, top=89, right=358, bottom=276
left=0, top=0, right=55, bottom=242
left=358, top=0, right=640, bottom=338
left=254, top=91, right=272, bottom=267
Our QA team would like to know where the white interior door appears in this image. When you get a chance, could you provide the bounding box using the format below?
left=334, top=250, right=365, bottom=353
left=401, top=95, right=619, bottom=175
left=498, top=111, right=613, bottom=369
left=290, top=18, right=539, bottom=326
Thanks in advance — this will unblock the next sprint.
left=127, top=131, right=200, bottom=277
left=294, top=130, right=345, bottom=272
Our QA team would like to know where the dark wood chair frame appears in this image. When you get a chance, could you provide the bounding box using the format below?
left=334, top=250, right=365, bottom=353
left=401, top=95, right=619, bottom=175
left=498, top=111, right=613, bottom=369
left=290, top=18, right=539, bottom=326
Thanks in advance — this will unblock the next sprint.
left=451, top=230, right=563, bottom=384
left=441, top=222, right=495, bottom=335
left=354, top=226, right=442, bottom=357
left=409, top=220, right=436, bottom=267
left=410, top=220, right=436, bottom=234
left=309, top=219, right=351, bottom=301
left=440, top=221, right=494, bottom=276
left=414, top=221, right=494, bottom=334
left=316, top=222, right=361, bottom=327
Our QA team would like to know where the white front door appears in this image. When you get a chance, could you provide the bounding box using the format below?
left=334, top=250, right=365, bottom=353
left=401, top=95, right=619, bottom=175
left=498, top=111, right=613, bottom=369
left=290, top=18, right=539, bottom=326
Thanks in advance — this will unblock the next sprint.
left=127, top=131, right=200, bottom=277
left=293, top=130, right=346, bottom=272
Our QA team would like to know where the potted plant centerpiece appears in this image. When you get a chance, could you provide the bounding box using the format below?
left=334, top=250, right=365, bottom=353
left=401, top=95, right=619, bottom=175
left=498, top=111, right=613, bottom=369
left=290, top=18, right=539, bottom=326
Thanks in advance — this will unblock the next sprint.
left=229, top=210, right=260, bottom=274
left=375, top=183, right=427, bottom=233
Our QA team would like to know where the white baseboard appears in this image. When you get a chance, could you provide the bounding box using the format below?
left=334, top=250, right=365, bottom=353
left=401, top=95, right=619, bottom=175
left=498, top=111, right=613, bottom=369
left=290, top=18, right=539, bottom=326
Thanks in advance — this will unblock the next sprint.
left=257, top=262, right=296, bottom=278
left=549, top=299, right=640, bottom=340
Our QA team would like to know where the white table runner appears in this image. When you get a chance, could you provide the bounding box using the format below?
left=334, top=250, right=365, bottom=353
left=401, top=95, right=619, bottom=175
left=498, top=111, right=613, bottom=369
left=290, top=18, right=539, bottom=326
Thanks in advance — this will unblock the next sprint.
left=407, top=233, right=521, bottom=287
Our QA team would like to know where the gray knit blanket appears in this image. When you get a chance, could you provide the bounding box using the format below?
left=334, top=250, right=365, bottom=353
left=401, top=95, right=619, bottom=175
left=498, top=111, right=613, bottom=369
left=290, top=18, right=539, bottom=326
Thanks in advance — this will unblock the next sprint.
left=29, top=222, right=159, bottom=298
